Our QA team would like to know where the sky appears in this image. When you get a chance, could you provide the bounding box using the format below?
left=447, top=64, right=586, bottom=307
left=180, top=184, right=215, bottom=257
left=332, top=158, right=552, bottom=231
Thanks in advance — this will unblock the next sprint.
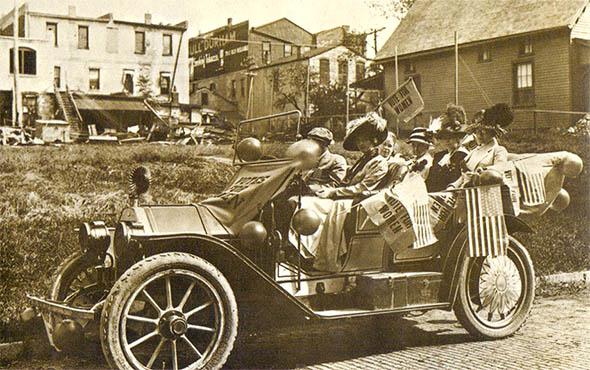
left=0, top=0, right=400, bottom=58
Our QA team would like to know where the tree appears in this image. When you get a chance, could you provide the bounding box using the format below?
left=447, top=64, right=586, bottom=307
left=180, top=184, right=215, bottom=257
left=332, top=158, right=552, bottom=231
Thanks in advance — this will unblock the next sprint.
left=273, top=63, right=310, bottom=113
left=365, top=0, right=417, bottom=19
left=343, top=30, right=368, bottom=56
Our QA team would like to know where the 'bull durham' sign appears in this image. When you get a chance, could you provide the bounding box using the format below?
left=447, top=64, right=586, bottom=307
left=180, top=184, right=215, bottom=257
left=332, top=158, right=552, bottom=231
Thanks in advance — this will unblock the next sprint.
left=383, top=77, right=424, bottom=123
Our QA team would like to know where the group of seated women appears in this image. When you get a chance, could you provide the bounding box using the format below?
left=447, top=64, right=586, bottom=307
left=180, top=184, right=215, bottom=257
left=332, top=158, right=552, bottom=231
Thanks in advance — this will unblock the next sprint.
left=302, top=103, right=515, bottom=196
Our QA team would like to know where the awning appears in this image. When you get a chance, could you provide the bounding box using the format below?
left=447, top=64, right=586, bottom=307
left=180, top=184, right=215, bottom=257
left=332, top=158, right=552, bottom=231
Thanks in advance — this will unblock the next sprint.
left=74, top=95, right=148, bottom=111
left=350, top=72, right=384, bottom=91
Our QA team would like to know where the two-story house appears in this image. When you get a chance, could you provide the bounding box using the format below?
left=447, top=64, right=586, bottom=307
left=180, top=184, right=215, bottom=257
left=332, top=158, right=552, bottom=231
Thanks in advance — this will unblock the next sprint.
left=375, top=0, right=590, bottom=130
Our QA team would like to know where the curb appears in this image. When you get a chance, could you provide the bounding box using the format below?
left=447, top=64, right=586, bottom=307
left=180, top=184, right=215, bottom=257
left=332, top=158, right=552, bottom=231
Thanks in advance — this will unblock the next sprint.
left=536, top=270, right=590, bottom=285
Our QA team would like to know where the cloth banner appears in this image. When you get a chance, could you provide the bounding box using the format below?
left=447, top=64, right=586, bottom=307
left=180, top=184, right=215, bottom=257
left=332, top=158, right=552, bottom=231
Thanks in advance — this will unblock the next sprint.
left=382, top=77, right=425, bottom=123
left=361, top=173, right=437, bottom=249
left=464, top=185, right=508, bottom=258
left=201, top=160, right=297, bottom=234
left=428, top=191, right=457, bottom=232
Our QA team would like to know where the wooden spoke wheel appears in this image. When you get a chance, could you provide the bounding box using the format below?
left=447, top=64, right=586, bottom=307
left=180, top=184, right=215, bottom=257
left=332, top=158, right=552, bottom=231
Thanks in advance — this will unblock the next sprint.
left=100, top=253, right=237, bottom=370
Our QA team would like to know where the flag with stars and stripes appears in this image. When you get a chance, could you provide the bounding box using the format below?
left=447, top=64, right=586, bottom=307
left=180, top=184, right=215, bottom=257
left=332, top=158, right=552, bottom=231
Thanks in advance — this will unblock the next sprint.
left=515, top=161, right=547, bottom=206
left=465, top=185, right=508, bottom=257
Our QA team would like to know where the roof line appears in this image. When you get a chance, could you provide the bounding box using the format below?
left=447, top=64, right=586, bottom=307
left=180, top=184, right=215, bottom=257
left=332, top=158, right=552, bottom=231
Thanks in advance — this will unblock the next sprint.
left=253, top=17, right=313, bottom=36
left=569, top=0, right=590, bottom=28
left=376, top=26, right=569, bottom=63
left=28, top=11, right=186, bottom=31
left=196, top=19, right=249, bottom=37
left=250, top=28, right=294, bottom=44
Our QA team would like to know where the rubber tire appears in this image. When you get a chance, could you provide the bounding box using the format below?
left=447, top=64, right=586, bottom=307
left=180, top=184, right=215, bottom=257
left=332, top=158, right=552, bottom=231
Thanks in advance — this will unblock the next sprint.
left=49, top=251, right=100, bottom=352
left=454, top=236, right=535, bottom=339
left=100, top=252, right=238, bottom=370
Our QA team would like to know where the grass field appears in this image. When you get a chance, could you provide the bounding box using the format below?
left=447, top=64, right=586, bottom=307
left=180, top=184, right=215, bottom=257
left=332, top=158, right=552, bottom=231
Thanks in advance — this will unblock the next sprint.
left=0, top=132, right=588, bottom=327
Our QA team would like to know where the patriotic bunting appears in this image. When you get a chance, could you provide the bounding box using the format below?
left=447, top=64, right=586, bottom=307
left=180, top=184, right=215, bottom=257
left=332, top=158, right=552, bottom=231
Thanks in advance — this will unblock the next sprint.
left=361, top=173, right=437, bottom=249
left=464, top=185, right=508, bottom=258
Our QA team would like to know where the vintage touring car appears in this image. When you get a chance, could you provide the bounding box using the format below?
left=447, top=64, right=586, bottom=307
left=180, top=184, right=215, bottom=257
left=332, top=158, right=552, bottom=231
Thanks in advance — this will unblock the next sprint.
left=27, top=111, right=583, bottom=369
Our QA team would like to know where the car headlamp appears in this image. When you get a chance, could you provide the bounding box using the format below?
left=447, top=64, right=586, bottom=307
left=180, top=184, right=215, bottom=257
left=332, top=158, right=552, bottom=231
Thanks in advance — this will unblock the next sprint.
left=79, top=221, right=111, bottom=257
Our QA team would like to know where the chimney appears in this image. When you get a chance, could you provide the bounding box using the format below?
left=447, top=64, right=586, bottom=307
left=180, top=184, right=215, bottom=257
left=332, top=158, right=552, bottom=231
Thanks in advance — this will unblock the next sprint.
left=227, top=17, right=232, bottom=29
left=68, top=6, right=76, bottom=17
left=145, top=13, right=152, bottom=25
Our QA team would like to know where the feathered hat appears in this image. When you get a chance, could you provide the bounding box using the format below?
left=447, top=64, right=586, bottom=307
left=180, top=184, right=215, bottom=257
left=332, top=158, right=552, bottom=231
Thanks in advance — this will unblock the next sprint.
left=343, top=112, right=388, bottom=151
left=469, top=103, right=514, bottom=136
left=429, top=104, right=468, bottom=139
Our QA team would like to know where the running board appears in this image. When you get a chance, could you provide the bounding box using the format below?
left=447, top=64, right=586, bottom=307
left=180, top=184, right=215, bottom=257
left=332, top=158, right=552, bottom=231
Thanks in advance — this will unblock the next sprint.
left=313, top=302, right=451, bottom=319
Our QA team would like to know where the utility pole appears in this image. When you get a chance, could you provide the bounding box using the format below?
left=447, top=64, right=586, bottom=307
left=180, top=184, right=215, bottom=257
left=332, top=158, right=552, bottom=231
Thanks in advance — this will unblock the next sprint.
left=12, top=0, right=21, bottom=127
left=455, top=31, right=459, bottom=105
left=367, top=27, right=385, bottom=56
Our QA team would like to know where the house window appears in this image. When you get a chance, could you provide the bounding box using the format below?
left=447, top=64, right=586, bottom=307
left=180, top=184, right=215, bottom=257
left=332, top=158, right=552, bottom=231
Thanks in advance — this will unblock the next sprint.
left=9, top=47, right=36, bottom=75
left=478, top=47, right=492, bottom=62
left=262, top=41, right=271, bottom=64
left=135, top=31, right=145, bottom=54
left=240, top=78, right=245, bottom=97
left=209, top=82, right=216, bottom=92
left=319, top=58, right=330, bottom=85
left=519, top=37, right=533, bottom=56
left=46, top=23, right=58, bottom=46
left=338, top=59, right=349, bottom=85
left=513, top=62, right=534, bottom=106
left=284, top=44, right=292, bottom=57
left=89, top=68, right=100, bottom=90
left=230, top=80, right=236, bottom=99
left=123, top=69, right=134, bottom=94
left=202, top=92, right=209, bottom=105
left=355, top=62, right=365, bottom=82
left=163, top=34, right=172, bottom=56
left=78, top=25, right=89, bottom=49
left=160, top=72, right=171, bottom=95
left=54, top=66, right=61, bottom=88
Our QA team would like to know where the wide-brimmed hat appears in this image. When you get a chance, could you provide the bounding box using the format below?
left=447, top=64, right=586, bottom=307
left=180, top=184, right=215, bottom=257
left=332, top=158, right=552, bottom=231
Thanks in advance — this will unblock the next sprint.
left=343, top=112, right=388, bottom=151
left=468, top=103, right=514, bottom=136
left=307, top=127, right=334, bottom=145
left=407, top=127, right=434, bottom=146
left=430, top=104, right=468, bottom=139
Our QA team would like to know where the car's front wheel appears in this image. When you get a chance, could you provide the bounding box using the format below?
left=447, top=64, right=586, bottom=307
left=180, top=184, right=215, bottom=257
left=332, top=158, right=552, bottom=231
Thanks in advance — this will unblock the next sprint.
left=100, top=252, right=238, bottom=370
left=454, top=236, right=535, bottom=339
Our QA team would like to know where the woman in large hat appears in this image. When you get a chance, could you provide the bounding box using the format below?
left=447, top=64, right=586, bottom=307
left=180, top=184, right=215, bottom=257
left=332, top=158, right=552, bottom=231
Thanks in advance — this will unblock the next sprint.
left=426, top=104, right=471, bottom=191
left=317, top=112, right=390, bottom=198
left=448, top=103, right=514, bottom=188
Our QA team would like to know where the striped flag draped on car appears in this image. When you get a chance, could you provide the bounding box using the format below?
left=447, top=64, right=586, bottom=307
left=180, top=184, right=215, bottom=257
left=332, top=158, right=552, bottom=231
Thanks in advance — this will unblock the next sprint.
left=515, top=161, right=546, bottom=206
left=464, top=185, right=508, bottom=257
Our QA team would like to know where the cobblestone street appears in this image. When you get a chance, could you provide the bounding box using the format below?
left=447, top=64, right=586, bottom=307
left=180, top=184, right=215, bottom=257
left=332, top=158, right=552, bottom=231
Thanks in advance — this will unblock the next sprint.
left=9, top=291, right=589, bottom=369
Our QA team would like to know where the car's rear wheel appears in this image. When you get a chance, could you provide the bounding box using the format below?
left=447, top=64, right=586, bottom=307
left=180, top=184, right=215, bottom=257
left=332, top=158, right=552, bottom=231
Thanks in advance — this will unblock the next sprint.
left=100, top=252, right=238, bottom=370
left=454, top=236, right=535, bottom=339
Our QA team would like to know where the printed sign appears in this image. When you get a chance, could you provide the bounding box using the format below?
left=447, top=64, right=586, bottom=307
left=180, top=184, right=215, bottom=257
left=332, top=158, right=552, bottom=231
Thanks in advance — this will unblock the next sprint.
left=383, top=77, right=425, bottom=123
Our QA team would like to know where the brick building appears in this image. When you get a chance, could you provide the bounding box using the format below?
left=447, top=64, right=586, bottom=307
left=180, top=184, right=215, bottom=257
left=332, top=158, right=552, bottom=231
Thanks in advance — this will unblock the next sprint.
left=189, top=18, right=367, bottom=125
left=375, top=0, right=590, bottom=129
left=0, top=3, right=189, bottom=131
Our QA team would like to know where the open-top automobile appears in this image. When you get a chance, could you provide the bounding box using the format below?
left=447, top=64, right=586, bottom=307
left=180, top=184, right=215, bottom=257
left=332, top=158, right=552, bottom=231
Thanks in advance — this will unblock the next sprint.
left=27, top=110, right=583, bottom=370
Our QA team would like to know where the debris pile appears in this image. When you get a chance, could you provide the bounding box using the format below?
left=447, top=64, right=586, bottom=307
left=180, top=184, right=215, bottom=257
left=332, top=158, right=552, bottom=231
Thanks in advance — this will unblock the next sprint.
left=0, top=127, right=44, bottom=146
left=566, top=114, right=590, bottom=137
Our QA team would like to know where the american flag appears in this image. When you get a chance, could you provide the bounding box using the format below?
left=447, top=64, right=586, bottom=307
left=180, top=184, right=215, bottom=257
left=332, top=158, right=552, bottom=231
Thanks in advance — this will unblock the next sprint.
left=515, top=162, right=546, bottom=206
left=465, top=185, right=508, bottom=257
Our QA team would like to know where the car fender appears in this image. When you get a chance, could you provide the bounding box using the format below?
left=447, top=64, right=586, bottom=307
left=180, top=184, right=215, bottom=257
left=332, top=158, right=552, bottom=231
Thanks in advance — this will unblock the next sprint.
left=131, top=233, right=317, bottom=318
left=441, top=216, right=532, bottom=306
